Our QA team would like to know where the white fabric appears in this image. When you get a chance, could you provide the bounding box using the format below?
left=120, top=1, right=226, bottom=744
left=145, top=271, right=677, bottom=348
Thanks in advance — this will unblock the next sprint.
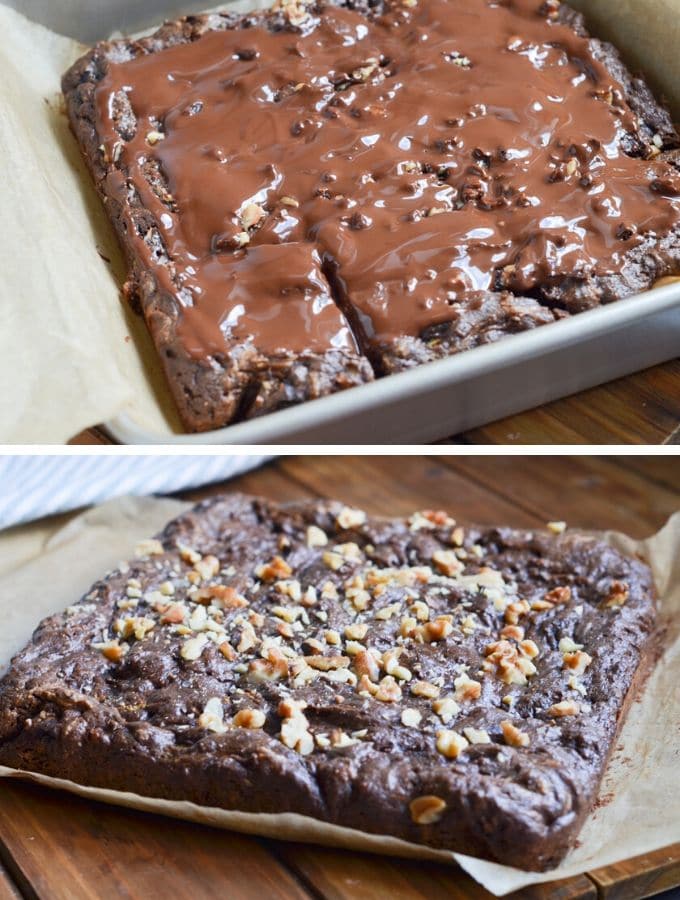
left=0, top=455, right=271, bottom=529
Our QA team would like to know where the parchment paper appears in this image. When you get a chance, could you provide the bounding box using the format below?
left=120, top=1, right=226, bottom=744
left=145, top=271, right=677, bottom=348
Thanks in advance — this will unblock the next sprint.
left=0, top=497, right=678, bottom=895
left=1, top=1, right=680, bottom=442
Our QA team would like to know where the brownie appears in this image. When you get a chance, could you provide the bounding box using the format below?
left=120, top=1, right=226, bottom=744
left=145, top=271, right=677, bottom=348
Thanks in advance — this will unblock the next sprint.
left=0, top=494, right=656, bottom=870
left=61, top=0, right=680, bottom=432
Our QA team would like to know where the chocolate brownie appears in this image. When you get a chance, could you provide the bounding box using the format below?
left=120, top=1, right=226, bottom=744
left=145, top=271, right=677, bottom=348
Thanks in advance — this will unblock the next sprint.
left=0, top=495, right=656, bottom=870
left=61, top=0, right=680, bottom=431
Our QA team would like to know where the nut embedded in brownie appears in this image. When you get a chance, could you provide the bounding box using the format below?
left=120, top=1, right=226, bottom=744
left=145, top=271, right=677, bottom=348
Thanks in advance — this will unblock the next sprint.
left=0, top=494, right=657, bottom=870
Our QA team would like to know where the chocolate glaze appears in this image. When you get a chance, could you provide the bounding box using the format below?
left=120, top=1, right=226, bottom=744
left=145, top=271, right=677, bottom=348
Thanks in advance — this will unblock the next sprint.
left=94, top=0, right=680, bottom=358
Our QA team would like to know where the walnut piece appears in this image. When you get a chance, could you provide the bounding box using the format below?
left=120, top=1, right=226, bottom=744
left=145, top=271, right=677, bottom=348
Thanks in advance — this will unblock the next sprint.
left=409, top=795, right=447, bottom=825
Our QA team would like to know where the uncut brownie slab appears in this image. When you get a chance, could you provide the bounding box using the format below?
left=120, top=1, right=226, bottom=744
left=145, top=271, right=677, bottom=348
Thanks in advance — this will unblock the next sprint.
left=0, top=494, right=656, bottom=870
left=62, top=0, right=680, bottom=432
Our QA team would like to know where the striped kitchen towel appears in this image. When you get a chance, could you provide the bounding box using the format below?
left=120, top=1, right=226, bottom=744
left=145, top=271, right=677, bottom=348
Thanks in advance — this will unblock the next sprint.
left=0, top=455, right=272, bottom=530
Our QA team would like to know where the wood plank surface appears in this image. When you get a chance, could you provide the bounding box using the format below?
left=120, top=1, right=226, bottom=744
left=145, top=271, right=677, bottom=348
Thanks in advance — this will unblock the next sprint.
left=0, top=862, right=20, bottom=900
left=69, top=360, right=680, bottom=445
left=272, top=843, right=597, bottom=900
left=587, top=843, right=680, bottom=900
left=0, top=781, right=310, bottom=900
left=0, top=456, right=677, bottom=900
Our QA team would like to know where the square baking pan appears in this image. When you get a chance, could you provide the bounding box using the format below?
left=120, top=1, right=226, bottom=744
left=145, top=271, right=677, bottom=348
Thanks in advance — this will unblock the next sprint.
left=8, top=0, right=680, bottom=444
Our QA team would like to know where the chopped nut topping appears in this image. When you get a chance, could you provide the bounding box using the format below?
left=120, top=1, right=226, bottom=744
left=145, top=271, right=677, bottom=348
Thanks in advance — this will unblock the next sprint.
left=279, top=698, right=314, bottom=754
left=401, top=707, right=422, bottom=728
left=305, top=654, right=350, bottom=671
left=181, top=634, right=208, bottom=661
left=603, top=581, right=629, bottom=608
left=146, top=130, right=165, bottom=145
left=344, top=623, right=368, bottom=641
left=484, top=640, right=536, bottom=685
left=544, top=586, right=571, bottom=606
left=453, top=673, right=482, bottom=702
left=504, top=600, right=530, bottom=625
left=421, top=617, right=454, bottom=643
left=563, top=650, right=592, bottom=675
left=558, top=636, right=583, bottom=653
left=432, top=696, right=459, bottom=724
left=93, top=639, right=127, bottom=662
left=354, top=648, right=381, bottom=681
left=195, top=585, right=248, bottom=609
left=218, top=641, right=237, bottom=661
left=432, top=549, right=464, bottom=577
left=411, top=680, right=440, bottom=699
left=233, top=708, right=265, bottom=729
left=463, top=727, right=491, bottom=744
left=198, top=697, right=227, bottom=733
left=247, top=648, right=289, bottom=682
left=256, top=556, right=292, bottom=581
left=135, top=538, right=164, bottom=557
left=501, top=720, right=530, bottom=748
left=194, top=555, right=220, bottom=580
left=335, top=506, right=367, bottom=529
left=306, top=525, right=328, bottom=548
left=409, top=795, right=447, bottom=824
left=436, top=729, right=469, bottom=758
left=115, top=616, right=155, bottom=641
left=240, top=202, right=266, bottom=230
left=374, top=675, right=402, bottom=702
left=547, top=521, right=567, bottom=534
left=548, top=700, right=580, bottom=717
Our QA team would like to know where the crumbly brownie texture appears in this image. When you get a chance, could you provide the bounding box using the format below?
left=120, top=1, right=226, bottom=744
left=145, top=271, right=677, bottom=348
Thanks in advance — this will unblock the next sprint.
left=62, top=0, right=680, bottom=431
left=0, top=495, right=656, bottom=870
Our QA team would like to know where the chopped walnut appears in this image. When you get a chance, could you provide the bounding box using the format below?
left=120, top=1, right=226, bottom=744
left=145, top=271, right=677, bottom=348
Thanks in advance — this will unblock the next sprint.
left=463, top=727, right=491, bottom=745
left=279, top=699, right=314, bottom=754
left=501, top=720, right=530, bottom=748
left=256, top=556, right=292, bottom=581
left=240, top=202, right=266, bottom=230
left=548, top=700, right=580, bottom=717
left=603, top=581, right=629, bottom=608
left=344, top=623, right=368, bottom=641
left=354, top=648, right=381, bottom=681
left=409, top=795, right=447, bottom=824
left=411, top=680, right=440, bottom=699
left=453, top=673, right=482, bottom=703
left=432, top=549, right=464, bottom=577
left=504, top=600, right=530, bottom=625
left=181, top=634, right=208, bottom=661
left=193, top=555, right=220, bottom=580
left=563, top=650, right=592, bottom=675
left=247, top=648, right=289, bottom=682
left=544, top=586, right=571, bottom=606
left=432, top=696, right=459, bottom=724
left=336, top=506, right=367, bottom=529
left=93, top=639, right=127, bottom=662
left=304, top=654, right=350, bottom=671
left=436, top=729, right=469, bottom=759
left=135, top=538, right=164, bottom=557
left=401, top=707, right=422, bottom=728
left=374, top=675, right=402, bottom=702
left=233, top=708, right=266, bottom=729
left=198, top=697, right=227, bottom=733
left=306, top=525, right=328, bottom=548
left=547, top=521, right=567, bottom=534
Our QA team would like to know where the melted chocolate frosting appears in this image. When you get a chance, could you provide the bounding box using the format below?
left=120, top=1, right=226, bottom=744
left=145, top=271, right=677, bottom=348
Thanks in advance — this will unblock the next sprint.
left=95, top=0, right=680, bottom=357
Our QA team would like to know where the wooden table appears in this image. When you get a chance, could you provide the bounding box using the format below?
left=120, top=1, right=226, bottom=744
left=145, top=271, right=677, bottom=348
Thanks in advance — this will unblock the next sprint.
left=1, top=456, right=678, bottom=899
left=69, top=359, right=680, bottom=445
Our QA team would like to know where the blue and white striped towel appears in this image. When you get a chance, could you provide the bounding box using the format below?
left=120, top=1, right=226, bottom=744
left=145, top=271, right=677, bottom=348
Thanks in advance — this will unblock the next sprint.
left=0, top=455, right=272, bottom=530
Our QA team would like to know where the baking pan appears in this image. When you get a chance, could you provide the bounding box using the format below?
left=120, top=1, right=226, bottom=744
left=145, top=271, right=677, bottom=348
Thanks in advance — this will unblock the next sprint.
left=7, top=0, right=680, bottom=444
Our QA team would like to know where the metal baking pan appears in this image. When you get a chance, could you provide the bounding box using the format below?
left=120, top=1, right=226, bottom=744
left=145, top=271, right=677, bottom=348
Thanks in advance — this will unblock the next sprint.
left=8, top=0, right=680, bottom=444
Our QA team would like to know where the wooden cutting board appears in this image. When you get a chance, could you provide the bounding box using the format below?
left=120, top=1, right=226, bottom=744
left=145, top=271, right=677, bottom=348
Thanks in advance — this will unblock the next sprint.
left=0, top=455, right=678, bottom=899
